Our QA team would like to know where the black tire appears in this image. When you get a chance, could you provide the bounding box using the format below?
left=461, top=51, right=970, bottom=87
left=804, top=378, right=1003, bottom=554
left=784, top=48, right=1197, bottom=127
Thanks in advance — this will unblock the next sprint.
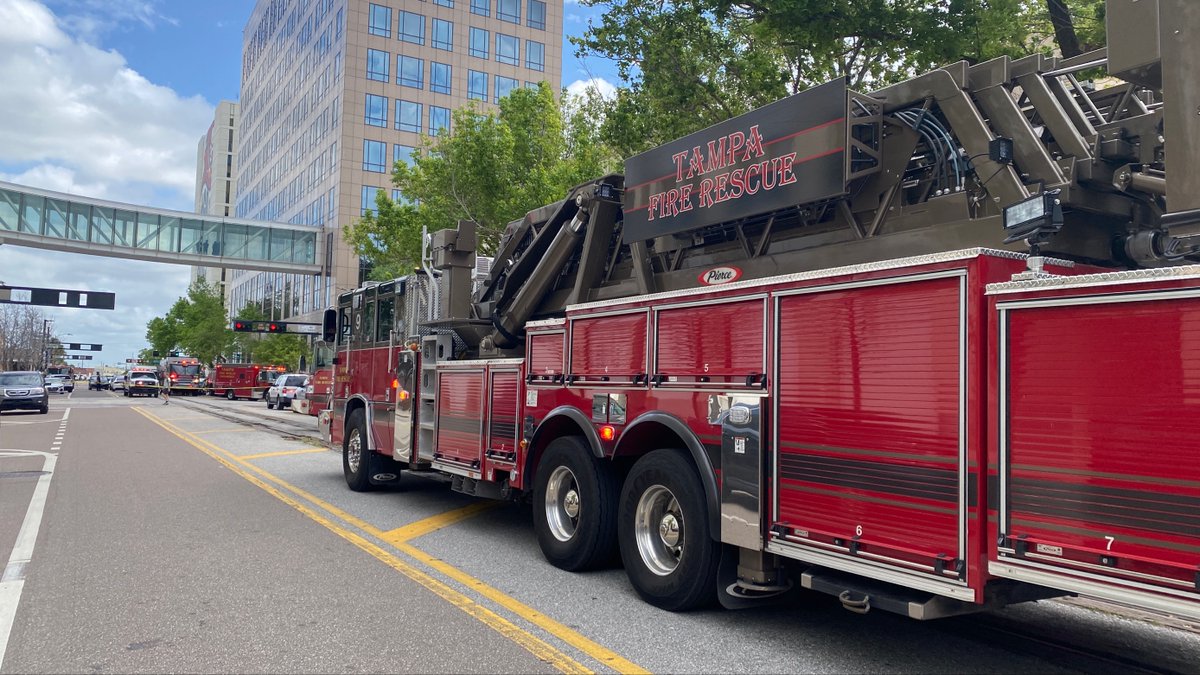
left=39, top=405, right=48, bottom=414
left=343, top=409, right=373, bottom=492
left=618, top=448, right=719, bottom=611
left=226, top=389, right=236, bottom=400
left=533, top=436, right=619, bottom=571
left=267, top=399, right=275, bottom=409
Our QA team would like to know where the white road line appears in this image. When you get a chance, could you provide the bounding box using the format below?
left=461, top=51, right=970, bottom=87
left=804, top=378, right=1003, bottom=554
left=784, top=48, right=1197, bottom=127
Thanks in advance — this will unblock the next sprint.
left=0, top=449, right=57, bottom=670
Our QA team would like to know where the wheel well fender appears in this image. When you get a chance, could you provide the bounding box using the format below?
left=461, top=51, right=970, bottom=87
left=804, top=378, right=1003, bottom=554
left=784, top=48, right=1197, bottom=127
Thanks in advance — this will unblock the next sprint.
left=343, top=395, right=375, bottom=452
left=615, top=413, right=720, bottom=540
left=524, top=406, right=602, bottom=485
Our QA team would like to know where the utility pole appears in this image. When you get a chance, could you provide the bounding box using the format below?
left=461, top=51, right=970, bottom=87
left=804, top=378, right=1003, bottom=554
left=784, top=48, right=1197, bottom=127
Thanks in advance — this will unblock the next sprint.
left=41, top=318, right=52, bottom=371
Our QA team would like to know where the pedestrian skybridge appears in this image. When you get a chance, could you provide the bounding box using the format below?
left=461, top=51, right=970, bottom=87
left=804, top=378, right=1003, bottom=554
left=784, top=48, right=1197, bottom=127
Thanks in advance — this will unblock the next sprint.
left=0, top=181, right=323, bottom=274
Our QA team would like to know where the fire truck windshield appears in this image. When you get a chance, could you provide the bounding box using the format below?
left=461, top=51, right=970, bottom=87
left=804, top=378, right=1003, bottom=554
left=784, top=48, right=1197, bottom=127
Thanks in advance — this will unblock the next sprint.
left=169, top=363, right=202, bottom=376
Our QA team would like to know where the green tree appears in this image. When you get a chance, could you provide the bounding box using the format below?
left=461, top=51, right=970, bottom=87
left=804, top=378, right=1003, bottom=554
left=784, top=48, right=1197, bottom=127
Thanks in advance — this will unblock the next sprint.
left=143, top=279, right=231, bottom=365
left=345, top=82, right=619, bottom=277
left=574, top=0, right=1056, bottom=155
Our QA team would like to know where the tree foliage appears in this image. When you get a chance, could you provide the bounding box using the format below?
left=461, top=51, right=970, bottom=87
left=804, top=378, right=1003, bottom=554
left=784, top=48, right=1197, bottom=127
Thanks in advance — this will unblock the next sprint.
left=144, top=279, right=231, bottom=365
left=345, top=82, right=620, bottom=278
left=574, top=0, right=1105, bottom=155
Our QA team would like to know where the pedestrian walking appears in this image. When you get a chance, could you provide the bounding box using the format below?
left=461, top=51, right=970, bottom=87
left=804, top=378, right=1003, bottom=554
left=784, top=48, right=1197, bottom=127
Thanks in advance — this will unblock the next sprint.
left=161, top=377, right=170, bottom=405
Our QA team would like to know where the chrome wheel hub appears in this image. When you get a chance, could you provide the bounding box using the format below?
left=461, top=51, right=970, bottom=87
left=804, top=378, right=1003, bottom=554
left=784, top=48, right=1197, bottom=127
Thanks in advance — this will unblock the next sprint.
left=545, top=466, right=580, bottom=542
left=347, top=431, right=362, bottom=474
left=634, top=485, right=683, bottom=576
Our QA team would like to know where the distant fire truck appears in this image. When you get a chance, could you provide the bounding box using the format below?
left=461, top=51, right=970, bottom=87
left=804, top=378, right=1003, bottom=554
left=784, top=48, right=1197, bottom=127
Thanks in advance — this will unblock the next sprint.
left=324, top=1, right=1200, bottom=621
left=157, top=356, right=205, bottom=396
left=211, top=363, right=286, bottom=400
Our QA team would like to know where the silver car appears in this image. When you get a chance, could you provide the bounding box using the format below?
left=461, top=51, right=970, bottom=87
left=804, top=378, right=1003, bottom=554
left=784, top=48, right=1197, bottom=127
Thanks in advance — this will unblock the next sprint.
left=266, top=373, right=308, bottom=410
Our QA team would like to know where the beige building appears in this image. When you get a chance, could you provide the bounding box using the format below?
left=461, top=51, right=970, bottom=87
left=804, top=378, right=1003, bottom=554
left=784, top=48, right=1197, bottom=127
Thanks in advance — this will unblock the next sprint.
left=227, top=0, right=564, bottom=322
left=192, top=100, right=241, bottom=294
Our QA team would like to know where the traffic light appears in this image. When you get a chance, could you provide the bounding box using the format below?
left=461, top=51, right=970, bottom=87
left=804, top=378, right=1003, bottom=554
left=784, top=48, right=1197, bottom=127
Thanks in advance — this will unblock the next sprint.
left=232, top=321, right=253, bottom=332
left=267, top=322, right=285, bottom=333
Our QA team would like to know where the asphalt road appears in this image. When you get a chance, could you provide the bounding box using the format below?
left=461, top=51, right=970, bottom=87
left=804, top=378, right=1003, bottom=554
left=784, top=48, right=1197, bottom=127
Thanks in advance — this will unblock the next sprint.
left=1, top=387, right=1198, bottom=674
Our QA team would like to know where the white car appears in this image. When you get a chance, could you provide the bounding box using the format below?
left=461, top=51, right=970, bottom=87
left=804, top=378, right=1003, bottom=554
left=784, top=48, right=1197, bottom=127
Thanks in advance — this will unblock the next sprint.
left=43, top=377, right=67, bottom=394
left=110, top=375, right=125, bottom=392
left=266, top=373, right=308, bottom=410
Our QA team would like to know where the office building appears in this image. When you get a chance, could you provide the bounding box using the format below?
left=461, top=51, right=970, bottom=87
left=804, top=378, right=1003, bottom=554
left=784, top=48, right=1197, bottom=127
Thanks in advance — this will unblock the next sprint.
left=227, top=0, right=564, bottom=322
left=192, top=100, right=241, bottom=293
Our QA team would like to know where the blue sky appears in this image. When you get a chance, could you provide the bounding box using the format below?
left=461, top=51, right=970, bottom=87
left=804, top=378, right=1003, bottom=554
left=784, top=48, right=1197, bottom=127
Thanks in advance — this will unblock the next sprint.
left=0, top=0, right=620, bottom=366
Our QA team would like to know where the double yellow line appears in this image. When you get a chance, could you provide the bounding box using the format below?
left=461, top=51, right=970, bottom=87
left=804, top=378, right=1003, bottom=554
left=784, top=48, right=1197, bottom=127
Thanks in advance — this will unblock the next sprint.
left=133, top=407, right=647, bottom=675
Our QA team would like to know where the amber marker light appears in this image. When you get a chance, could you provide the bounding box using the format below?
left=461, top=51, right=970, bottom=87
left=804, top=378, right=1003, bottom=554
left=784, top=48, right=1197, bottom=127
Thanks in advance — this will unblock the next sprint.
left=398, top=389, right=411, bottom=401
left=599, top=425, right=616, bottom=442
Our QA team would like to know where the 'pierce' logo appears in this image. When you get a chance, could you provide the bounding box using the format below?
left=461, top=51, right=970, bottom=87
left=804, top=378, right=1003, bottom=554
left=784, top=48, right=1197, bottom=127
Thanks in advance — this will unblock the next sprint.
left=698, top=266, right=743, bottom=286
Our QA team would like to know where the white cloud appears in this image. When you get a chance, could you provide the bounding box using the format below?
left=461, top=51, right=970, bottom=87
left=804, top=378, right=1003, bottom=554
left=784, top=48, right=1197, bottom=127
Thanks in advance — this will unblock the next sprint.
left=565, top=77, right=618, bottom=102
left=0, top=0, right=211, bottom=208
left=0, top=0, right=207, bottom=363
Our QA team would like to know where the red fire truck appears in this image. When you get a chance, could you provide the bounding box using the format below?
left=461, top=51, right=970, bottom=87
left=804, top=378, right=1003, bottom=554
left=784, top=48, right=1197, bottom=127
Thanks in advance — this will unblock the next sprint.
left=210, top=363, right=286, bottom=400
left=324, top=3, right=1200, bottom=621
left=157, top=356, right=206, bottom=396
left=306, top=367, right=333, bottom=416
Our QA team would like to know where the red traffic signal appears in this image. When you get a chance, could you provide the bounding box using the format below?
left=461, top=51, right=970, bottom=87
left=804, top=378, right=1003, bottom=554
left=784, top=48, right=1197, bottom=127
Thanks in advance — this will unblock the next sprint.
left=232, top=321, right=253, bottom=332
left=267, top=323, right=283, bottom=333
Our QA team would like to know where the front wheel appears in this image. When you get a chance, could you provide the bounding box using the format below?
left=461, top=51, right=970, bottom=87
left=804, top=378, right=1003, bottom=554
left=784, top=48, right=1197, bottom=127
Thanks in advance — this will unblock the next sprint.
left=533, top=436, right=619, bottom=571
left=343, top=409, right=373, bottom=491
left=226, top=389, right=236, bottom=401
left=618, top=448, right=719, bottom=611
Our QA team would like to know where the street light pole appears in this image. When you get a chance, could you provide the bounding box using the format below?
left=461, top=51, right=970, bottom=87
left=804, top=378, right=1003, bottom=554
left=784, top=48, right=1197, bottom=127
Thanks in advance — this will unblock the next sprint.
left=41, top=318, right=52, bottom=371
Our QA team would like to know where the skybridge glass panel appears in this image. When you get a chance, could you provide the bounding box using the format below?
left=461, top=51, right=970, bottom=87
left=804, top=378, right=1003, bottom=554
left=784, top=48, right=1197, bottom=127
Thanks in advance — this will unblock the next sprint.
left=270, top=228, right=294, bottom=262
left=223, top=223, right=249, bottom=259
left=203, top=221, right=222, bottom=255
left=68, top=203, right=88, bottom=241
left=158, top=215, right=180, bottom=252
left=180, top=219, right=202, bottom=253
left=113, top=210, right=135, bottom=246
left=21, top=195, right=43, bottom=234
left=0, top=189, right=18, bottom=231
left=136, top=213, right=160, bottom=250
left=296, top=230, right=317, bottom=264
left=90, top=207, right=113, bottom=244
left=44, top=199, right=67, bottom=239
left=245, top=225, right=269, bottom=261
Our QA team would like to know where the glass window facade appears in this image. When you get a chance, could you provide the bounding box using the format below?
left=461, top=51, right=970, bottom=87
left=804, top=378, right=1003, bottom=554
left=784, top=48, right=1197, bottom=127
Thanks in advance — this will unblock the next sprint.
left=368, top=4, right=392, bottom=37
left=498, top=0, right=520, bottom=23
left=398, top=11, right=425, bottom=45
left=432, top=18, right=453, bottom=51
left=468, top=70, right=488, bottom=101
left=469, top=27, right=489, bottom=59
left=527, top=0, right=545, bottom=30
left=495, top=75, right=518, bottom=102
left=396, top=100, right=422, bottom=133
left=434, top=0, right=453, bottom=6
left=394, top=144, right=416, bottom=165
left=525, top=40, right=544, bottom=71
left=471, top=0, right=490, bottom=17
left=365, top=94, right=388, bottom=127
left=362, top=186, right=382, bottom=215
left=366, top=48, right=390, bottom=82
left=398, top=55, right=424, bottom=89
left=496, top=33, right=519, bottom=65
left=363, top=140, right=387, bottom=172
left=430, top=106, right=450, bottom=136
left=430, top=62, right=451, bottom=94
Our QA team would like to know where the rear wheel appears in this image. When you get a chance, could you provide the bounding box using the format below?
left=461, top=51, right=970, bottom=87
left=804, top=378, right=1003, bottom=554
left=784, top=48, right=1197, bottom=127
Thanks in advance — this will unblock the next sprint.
left=226, top=389, right=236, bottom=400
left=618, top=448, right=719, bottom=611
left=343, top=409, right=373, bottom=492
left=533, top=436, right=619, bottom=571
left=267, top=398, right=275, bottom=409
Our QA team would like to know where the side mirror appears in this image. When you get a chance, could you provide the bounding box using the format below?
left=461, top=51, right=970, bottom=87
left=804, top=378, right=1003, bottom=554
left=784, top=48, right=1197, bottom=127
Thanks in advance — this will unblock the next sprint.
left=322, top=308, right=337, bottom=343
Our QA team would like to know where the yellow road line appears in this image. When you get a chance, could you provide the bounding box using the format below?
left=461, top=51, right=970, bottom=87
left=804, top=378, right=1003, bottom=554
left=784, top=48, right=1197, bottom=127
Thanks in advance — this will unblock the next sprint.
left=239, top=447, right=328, bottom=461
left=382, top=502, right=499, bottom=544
left=135, top=408, right=648, bottom=675
left=133, top=407, right=592, bottom=675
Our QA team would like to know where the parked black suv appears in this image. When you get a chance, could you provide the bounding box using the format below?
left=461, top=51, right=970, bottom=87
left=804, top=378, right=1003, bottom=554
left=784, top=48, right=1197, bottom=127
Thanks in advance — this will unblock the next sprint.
left=0, top=371, right=49, bottom=414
